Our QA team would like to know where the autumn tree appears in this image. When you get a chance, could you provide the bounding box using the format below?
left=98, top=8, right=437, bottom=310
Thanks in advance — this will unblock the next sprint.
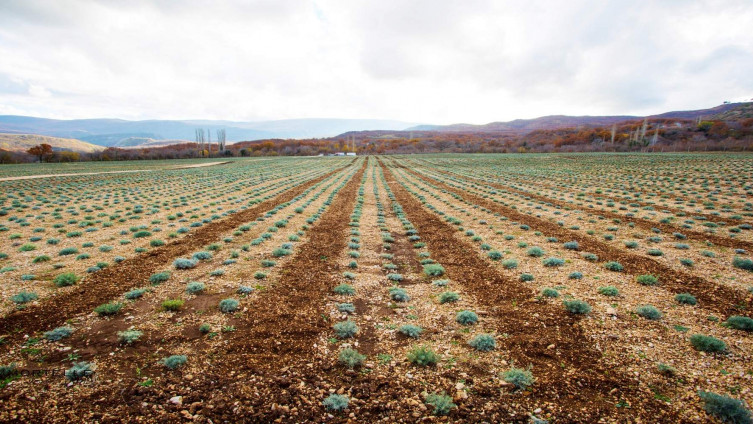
left=27, top=143, right=53, bottom=162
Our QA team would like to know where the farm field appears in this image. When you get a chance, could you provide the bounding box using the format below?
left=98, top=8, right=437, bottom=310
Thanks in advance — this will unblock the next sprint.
left=0, top=153, right=752, bottom=423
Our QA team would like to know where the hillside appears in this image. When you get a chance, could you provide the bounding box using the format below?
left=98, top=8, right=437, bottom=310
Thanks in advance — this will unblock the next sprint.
left=0, top=116, right=419, bottom=147
left=0, top=133, right=105, bottom=153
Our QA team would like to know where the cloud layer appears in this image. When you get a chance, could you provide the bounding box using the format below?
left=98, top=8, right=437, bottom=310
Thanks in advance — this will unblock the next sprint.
left=0, top=0, right=751, bottom=124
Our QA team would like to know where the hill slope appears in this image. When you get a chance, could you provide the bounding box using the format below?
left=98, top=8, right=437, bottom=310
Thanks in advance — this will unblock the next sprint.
left=0, top=133, right=105, bottom=153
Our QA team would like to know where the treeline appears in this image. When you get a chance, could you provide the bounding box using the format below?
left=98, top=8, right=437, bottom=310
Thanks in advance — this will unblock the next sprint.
left=2, top=116, right=752, bottom=164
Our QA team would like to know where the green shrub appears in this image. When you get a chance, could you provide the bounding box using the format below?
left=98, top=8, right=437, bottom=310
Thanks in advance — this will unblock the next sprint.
left=192, top=251, right=212, bottom=261
left=690, top=334, right=726, bottom=352
left=527, top=247, right=545, bottom=257
left=186, top=281, right=205, bottom=294
left=387, top=273, right=403, bottom=281
left=398, top=324, right=423, bottom=338
left=162, top=299, right=184, bottom=311
left=725, top=316, right=753, bottom=332
left=407, top=345, right=439, bottom=366
left=161, top=355, right=187, bottom=370
left=502, top=366, right=535, bottom=390
left=337, top=303, right=355, bottom=313
left=732, top=257, right=753, bottom=271
left=333, top=320, right=358, bottom=338
left=698, top=391, right=752, bottom=424
left=598, top=286, right=619, bottom=296
left=338, top=348, right=366, bottom=369
left=32, top=255, right=51, bottom=263
left=199, top=324, right=211, bottom=334
left=456, top=310, right=478, bottom=325
left=272, top=247, right=292, bottom=257
left=604, top=261, right=623, bottom=272
left=425, top=392, right=456, bottom=416
left=125, top=288, right=147, bottom=300
left=519, top=273, right=534, bottom=282
left=44, top=326, right=74, bottom=341
left=11, top=291, right=38, bottom=304
left=389, top=287, right=410, bottom=302
left=439, top=291, right=460, bottom=304
left=117, top=329, right=143, bottom=344
left=487, top=250, right=502, bottom=260
left=18, top=243, right=36, bottom=252
left=675, top=293, right=697, bottom=305
left=254, top=271, right=267, bottom=280
left=219, top=298, right=239, bottom=313
left=149, top=271, right=170, bottom=284
left=133, top=230, right=151, bottom=238
left=94, top=302, right=122, bottom=316
left=423, top=263, right=445, bottom=277
left=542, top=257, right=565, bottom=267
left=150, top=239, right=165, bottom=247
left=333, top=283, right=355, bottom=295
left=539, top=288, right=557, bottom=298
left=636, top=274, right=658, bottom=286
left=469, top=334, right=496, bottom=351
left=173, top=258, right=197, bottom=269
left=323, top=394, right=349, bottom=411
left=65, top=362, right=94, bottom=381
left=502, top=259, right=518, bottom=269
left=54, top=272, right=79, bottom=287
left=657, top=363, right=677, bottom=376
left=636, top=305, right=662, bottom=320
left=564, top=300, right=591, bottom=314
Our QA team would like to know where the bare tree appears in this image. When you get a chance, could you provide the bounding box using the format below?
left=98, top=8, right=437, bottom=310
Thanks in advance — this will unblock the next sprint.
left=195, top=129, right=206, bottom=156
left=217, top=129, right=226, bottom=153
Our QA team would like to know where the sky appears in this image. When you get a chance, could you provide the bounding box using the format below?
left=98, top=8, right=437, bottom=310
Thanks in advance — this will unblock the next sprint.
left=0, top=0, right=752, bottom=125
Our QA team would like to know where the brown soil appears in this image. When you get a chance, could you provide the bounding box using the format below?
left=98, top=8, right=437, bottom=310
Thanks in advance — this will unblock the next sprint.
left=0, top=164, right=350, bottom=345
left=396, top=163, right=752, bottom=319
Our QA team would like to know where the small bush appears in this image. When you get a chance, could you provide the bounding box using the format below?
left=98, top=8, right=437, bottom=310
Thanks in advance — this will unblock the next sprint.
left=564, top=300, right=591, bottom=314
left=519, top=273, right=534, bottom=282
left=698, top=390, right=752, bottom=424
left=162, top=299, right=184, bottom=311
left=192, top=251, right=213, bottom=261
left=54, top=272, right=79, bottom=287
left=199, top=324, right=211, bottom=334
left=323, top=394, right=349, bottom=411
left=149, top=271, right=170, bottom=284
left=398, top=324, right=423, bottom=339
left=439, top=291, right=460, bottom=304
left=423, top=263, right=445, bottom=277
left=487, top=250, right=502, bottom=260
left=657, top=362, right=677, bottom=376
left=541, top=288, right=559, bottom=298
left=186, top=281, right=205, bottom=294
left=387, top=273, right=403, bottom=281
left=11, top=291, right=38, bottom=304
left=502, top=366, right=535, bottom=390
left=568, top=271, right=583, bottom=279
left=469, top=334, right=496, bottom=351
left=337, top=303, right=355, bottom=313
left=563, top=241, right=579, bottom=250
left=44, top=326, right=74, bottom=341
left=732, top=257, right=753, bottom=271
left=333, top=283, right=355, bottom=295
left=65, top=362, right=94, bottom=381
left=338, top=348, right=366, bottom=369
left=94, top=302, right=122, bottom=316
left=125, top=288, right=147, bottom=299
left=118, top=329, right=143, bottom=344
left=675, top=293, right=697, bottom=305
left=456, top=310, right=478, bottom=325
left=636, top=305, right=662, bottom=320
left=161, top=355, right=187, bottom=370
left=272, top=248, right=292, bottom=257
left=502, top=259, right=518, bottom=269
left=407, top=345, right=439, bottom=366
left=690, top=334, right=726, bottom=353
left=527, top=247, right=545, bottom=257
left=425, top=392, right=456, bottom=416
left=604, top=261, right=623, bottom=272
left=389, top=287, right=410, bottom=302
left=219, top=298, right=239, bottom=313
left=647, top=249, right=664, bottom=257
left=333, top=320, right=358, bottom=338
left=173, top=258, right=197, bottom=269
left=636, top=274, right=659, bottom=286
left=542, top=257, right=565, bottom=267
left=598, top=286, right=619, bottom=296
left=725, top=316, right=753, bottom=332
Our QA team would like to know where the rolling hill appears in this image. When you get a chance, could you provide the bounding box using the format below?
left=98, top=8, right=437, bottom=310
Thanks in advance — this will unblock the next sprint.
left=0, top=133, right=105, bottom=153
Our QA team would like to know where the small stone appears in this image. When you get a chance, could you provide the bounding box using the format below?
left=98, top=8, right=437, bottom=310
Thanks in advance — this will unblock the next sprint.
left=606, top=308, right=617, bottom=316
left=546, top=344, right=555, bottom=349
left=170, top=396, right=183, bottom=406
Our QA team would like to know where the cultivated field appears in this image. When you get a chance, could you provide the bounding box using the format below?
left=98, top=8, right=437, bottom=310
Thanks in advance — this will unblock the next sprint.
left=0, top=154, right=752, bottom=423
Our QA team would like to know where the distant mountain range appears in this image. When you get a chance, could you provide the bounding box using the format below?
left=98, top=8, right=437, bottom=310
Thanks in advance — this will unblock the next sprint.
left=405, top=102, right=745, bottom=134
left=0, top=116, right=420, bottom=148
left=0, top=102, right=748, bottom=153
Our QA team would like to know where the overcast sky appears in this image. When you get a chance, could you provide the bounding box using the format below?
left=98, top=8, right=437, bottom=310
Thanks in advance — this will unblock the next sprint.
left=0, top=0, right=751, bottom=125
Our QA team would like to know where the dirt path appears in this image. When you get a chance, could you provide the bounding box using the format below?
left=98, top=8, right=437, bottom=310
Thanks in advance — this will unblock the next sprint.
left=0, top=163, right=349, bottom=345
left=0, top=161, right=230, bottom=181
left=395, top=162, right=752, bottom=319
